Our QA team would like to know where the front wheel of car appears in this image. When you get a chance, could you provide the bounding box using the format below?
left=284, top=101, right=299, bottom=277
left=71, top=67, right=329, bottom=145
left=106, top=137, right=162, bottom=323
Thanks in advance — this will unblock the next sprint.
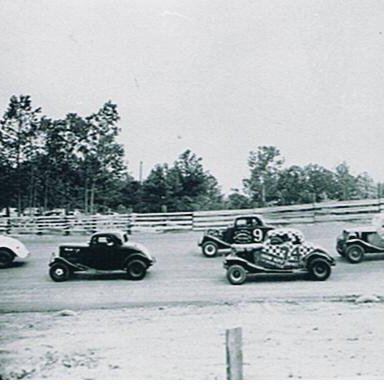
left=49, top=263, right=71, bottom=282
left=126, top=259, right=147, bottom=280
left=345, top=245, right=365, bottom=264
left=308, top=258, right=331, bottom=281
left=226, top=265, right=247, bottom=285
left=202, top=241, right=218, bottom=257
left=0, top=249, right=14, bottom=268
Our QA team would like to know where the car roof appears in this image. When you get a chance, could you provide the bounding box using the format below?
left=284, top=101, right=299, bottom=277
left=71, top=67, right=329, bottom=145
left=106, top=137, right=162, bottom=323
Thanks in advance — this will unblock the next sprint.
left=235, top=215, right=264, bottom=221
left=92, top=230, right=128, bottom=239
left=268, top=228, right=304, bottom=239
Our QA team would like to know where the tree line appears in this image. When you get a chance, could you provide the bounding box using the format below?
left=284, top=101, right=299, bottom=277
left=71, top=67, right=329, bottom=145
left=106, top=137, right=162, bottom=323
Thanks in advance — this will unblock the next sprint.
left=0, top=95, right=381, bottom=215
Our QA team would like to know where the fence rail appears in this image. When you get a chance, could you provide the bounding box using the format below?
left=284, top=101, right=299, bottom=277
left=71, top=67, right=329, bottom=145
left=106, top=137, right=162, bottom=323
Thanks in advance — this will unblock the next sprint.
left=0, top=198, right=383, bottom=235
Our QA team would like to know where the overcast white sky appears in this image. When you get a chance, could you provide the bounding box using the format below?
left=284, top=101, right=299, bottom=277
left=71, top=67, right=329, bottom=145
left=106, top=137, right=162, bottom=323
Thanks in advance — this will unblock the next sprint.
left=1, top=0, right=384, bottom=194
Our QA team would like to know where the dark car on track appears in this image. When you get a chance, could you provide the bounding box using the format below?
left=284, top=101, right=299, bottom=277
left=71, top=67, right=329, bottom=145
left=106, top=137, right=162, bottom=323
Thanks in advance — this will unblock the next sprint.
left=224, top=228, right=335, bottom=285
left=49, top=230, right=155, bottom=282
left=198, top=215, right=274, bottom=257
left=336, top=214, right=384, bottom=263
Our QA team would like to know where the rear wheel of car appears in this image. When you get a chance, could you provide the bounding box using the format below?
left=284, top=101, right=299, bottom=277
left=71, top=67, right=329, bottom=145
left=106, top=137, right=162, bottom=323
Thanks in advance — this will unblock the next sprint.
left=49, top=263, right=71, bottom=282
left=0, top=249, right=14, bottom=268
left=226, top=265, right=247, bottom=285
left=202, top=241, right=218, bottom=257
left=126, top=259, right=147, bottom=280
left=308, top=258, right=331, bottom=281
left=345, top=245, right=365, bottom=264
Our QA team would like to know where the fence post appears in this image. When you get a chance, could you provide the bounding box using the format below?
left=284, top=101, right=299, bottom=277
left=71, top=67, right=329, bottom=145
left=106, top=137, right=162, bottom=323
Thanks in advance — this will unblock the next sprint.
left=226, top=327, right=243, bottom=380
left=126, top=214, right=133, bottom=234
left=64, top=216, right=71, bottom=236
left=6, top=218, right=11, bottom=234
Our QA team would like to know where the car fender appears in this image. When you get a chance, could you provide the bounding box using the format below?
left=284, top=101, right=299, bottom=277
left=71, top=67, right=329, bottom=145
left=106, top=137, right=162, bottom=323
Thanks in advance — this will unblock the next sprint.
left=345, top=238, right=384, bottom=253
left=224, top=254, right=285, bottom=273
left=304, top=250, right=335, bottom=267
left=224, top=254, right=254, bottom=269
left=49, top=256, right=86, bottom=271
left=0, top=236, right=29, bottom=259
left=122, top=242, right=155, bottom=264
left=199, top=234, right=231, bottom=249
left=124, top=253, right=153, bottom=268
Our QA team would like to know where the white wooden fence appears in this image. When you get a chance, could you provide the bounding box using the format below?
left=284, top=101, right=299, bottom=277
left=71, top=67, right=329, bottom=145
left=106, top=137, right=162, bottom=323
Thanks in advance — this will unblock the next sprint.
left=0, top=198, right=383, bottom=235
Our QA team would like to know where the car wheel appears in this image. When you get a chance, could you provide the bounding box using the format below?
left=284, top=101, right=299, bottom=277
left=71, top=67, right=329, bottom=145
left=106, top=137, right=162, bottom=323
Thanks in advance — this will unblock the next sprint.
left=345, top=245, right=365, bottom=264
left=49, top=263, right=71, bottom=282
left=226, top=265, right=247, bottom=285
left=126, top=259, right=147, bottom=280
left=308, top=258, right=331, bottom=281
left=202, top=241, right=218, bottom=257
left=0, top=249, right=14, bottom=268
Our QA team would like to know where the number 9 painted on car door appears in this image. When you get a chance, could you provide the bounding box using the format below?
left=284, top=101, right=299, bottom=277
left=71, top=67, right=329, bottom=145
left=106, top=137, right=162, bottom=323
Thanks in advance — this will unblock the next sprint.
left=252, top=228, right=263, bottom=242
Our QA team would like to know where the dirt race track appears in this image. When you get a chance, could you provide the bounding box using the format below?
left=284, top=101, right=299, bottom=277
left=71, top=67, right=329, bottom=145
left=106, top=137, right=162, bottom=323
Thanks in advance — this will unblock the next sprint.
left=1, top=221, right=384, bottom=379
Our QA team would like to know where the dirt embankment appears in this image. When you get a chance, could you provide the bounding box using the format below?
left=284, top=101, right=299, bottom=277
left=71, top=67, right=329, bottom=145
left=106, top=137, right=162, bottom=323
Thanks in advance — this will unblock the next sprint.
left=1, top=297, right=384, bottom=380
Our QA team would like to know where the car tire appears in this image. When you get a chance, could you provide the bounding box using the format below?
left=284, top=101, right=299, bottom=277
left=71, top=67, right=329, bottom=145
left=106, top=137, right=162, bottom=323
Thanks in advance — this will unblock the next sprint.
left=226, top=264, right=247, bottom=285
left=0, top=249, right=14, bottom=268
left=49, top=263, right=71, bottom=282
left=308, top=258, right=331, bottom=281
left=202, top=241, right=218, bottom=257
left=126, top=259, right=147, bottom=280
left=345, top=245, right=365, bottom=264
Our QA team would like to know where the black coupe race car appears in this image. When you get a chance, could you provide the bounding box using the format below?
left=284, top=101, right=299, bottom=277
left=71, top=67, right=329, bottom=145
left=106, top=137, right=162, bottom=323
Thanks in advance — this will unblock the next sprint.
left=224, top=228, right=335, bottom=285
left=198, top=215, right=274, bottom=257
left=49, top=230, right=155, bottom=282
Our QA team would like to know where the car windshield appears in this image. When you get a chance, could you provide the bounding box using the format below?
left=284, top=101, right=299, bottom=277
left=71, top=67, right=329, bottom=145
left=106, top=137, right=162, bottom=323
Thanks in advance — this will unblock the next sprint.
left=235, top=217, right=261, bottom=227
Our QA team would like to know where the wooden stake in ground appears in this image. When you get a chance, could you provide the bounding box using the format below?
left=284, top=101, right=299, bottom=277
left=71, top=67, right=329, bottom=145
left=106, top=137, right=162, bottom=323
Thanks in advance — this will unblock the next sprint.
left=226, top=327, right=243, bottom=380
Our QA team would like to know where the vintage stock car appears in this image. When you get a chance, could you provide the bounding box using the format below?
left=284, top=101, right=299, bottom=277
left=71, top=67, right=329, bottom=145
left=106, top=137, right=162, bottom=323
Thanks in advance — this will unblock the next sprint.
left=224, top=228, right=335, bottom=284
left=49, top=230, right=155, bottom=282
left=336, top=213, right=384, bottom=263
left=198, top=215, right=274, bottom=257
left=0, top=235, right=30, bottom=268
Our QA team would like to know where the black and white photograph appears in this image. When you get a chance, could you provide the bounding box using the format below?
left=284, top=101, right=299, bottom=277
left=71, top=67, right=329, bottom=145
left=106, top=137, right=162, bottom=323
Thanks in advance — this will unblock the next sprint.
left=1, top=0, right=384, bottom=380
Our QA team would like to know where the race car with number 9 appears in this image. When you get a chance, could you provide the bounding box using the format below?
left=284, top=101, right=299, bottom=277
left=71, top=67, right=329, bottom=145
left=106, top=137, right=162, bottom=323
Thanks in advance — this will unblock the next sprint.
left=198, top=215, right=274, bottom=257
left=224, top=228, right=335, bottom=284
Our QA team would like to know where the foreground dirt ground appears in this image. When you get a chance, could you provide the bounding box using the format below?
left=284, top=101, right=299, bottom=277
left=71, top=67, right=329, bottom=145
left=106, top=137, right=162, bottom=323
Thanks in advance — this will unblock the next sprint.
left=1, top=298, right=384, bottom=380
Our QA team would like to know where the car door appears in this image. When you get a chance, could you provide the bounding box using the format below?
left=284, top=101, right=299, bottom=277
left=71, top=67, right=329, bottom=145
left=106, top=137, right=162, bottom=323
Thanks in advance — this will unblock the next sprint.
left=232, top=218, right=253, bottom=243
left=260, top=234, right=300, bottom=269
left=88, top=235, right=114, bottom=270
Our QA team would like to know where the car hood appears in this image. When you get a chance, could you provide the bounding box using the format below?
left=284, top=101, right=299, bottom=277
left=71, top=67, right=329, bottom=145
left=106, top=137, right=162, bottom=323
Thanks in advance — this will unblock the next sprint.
left=304, top=241, right=329, bottom=255
left=59, top=242, right=88, bottom=248
left=231, top=243, right=264, bottom=252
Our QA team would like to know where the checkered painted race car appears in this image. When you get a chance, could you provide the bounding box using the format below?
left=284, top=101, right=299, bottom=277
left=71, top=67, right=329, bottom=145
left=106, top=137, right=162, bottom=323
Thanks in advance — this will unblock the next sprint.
left=223, top=228, right=335, bottom=284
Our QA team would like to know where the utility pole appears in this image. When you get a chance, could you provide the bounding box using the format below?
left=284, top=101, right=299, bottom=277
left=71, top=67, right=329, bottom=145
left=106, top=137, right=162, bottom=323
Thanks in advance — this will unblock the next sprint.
left=139, top=161, right=143, bottom=184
